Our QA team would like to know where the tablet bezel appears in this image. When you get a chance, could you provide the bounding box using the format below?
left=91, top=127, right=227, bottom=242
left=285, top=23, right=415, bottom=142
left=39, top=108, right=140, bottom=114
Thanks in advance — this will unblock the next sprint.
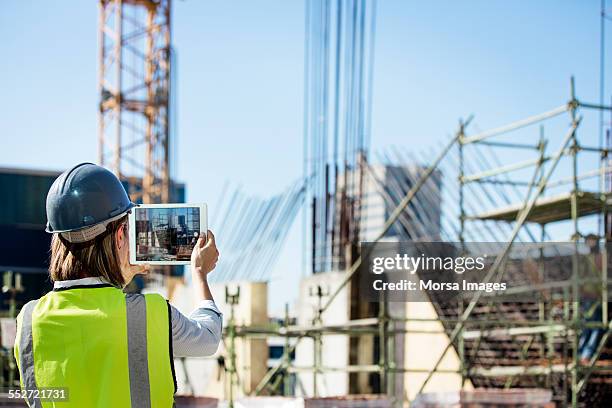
left=128, top=203, right=207, bottom=265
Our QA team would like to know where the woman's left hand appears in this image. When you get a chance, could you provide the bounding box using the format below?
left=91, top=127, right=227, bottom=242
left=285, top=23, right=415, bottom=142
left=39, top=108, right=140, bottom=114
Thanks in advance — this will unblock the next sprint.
left=130, top=264, right=150, bottom=275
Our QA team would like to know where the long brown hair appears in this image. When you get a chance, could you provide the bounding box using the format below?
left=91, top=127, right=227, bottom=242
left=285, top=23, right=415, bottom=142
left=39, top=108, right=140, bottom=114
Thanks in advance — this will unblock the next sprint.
left=49, top=216, right=127, bottom=287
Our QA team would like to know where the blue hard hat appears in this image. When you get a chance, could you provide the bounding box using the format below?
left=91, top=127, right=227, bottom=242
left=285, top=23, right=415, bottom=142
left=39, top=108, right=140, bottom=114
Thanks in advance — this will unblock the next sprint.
left=45, top=163, right=136, bottom=243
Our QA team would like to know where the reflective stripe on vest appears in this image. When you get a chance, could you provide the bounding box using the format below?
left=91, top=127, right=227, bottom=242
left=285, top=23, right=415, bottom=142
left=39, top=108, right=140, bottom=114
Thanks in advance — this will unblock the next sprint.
left=18, top=300, right=41, bottom=408
left=126, top=293, right=151, bottom=407
left=15, top=287, right=175, bottom=408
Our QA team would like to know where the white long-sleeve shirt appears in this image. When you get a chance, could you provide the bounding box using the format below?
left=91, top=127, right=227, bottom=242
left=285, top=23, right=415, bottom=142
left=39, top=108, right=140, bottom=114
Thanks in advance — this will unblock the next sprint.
left=53, top=277, right=223, bottom=357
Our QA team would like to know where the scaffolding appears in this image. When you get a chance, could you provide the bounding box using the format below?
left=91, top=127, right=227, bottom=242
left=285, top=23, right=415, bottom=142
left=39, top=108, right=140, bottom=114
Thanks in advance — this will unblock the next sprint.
left=448, top=78, right=611, bottom=407
left=218, top=80, right=612, bottom=407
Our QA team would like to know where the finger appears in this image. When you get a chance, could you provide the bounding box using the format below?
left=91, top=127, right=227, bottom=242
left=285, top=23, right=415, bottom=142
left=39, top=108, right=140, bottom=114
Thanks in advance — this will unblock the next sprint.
left=131, top=264, right=148, bottom=275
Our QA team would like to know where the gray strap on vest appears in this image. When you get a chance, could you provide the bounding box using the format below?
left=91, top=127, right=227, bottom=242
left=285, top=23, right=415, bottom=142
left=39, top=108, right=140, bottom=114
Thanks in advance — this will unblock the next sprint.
left=18, top=299, right=42, bottom=408
left=125, top=294, right=152, bottom=408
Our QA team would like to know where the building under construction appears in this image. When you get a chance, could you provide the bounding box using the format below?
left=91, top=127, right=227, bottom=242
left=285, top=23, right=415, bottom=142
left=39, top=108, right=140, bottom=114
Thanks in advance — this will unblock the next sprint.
left=213, top=0, right=612, bottom=406
left=0, top=1, right=611, bottom=407
left=215, top=86, right=611, bottom=407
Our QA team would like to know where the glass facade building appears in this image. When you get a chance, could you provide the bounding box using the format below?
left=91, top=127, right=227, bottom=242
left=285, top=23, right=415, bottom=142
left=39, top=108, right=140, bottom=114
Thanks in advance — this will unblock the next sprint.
left=0, top=166, right=185, bottom=305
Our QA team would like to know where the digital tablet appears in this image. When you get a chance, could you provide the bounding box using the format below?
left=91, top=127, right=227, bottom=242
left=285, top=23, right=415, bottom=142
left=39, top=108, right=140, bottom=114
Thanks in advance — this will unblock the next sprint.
left=128, top=203, right=207, bottom=265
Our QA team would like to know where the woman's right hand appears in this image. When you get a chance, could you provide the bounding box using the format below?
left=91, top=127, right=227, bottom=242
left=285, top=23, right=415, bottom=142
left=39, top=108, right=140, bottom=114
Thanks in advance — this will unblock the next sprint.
left=191, top=230, right=219, bottom=277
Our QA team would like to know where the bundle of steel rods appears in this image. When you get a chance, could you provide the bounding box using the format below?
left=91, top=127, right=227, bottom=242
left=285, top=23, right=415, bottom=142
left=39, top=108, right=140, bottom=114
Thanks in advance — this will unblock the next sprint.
left=303, top=0, right=378, bottom=274
left=209, top=180, right=306, bottom=282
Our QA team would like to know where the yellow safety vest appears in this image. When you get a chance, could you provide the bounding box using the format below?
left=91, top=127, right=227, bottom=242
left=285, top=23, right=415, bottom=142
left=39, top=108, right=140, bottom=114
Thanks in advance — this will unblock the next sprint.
left=14, top=285, right=176, bottom=408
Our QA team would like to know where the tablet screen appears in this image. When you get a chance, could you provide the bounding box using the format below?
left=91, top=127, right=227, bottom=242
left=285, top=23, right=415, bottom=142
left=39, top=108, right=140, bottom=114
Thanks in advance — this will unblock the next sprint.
left=133, top=206, right=201, bottom=262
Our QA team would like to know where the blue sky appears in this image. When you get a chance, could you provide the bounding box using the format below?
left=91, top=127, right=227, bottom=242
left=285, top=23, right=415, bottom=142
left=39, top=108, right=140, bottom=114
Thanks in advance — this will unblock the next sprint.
left=0, top=1, right=606, bottom=314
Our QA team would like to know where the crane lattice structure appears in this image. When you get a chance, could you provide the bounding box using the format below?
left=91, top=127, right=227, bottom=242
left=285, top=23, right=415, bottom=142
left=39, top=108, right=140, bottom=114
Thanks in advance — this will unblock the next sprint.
left=98, top=0, right=172, bottom=204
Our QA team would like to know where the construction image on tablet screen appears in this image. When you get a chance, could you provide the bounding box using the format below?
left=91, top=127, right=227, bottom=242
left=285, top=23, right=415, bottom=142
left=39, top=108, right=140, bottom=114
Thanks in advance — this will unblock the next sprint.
left=131, top=204, right=206, bottom=264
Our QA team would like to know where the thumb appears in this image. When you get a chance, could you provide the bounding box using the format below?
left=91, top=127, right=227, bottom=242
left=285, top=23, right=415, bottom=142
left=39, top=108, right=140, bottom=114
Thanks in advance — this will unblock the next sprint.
left=197, top=235, right=206, bottom=248
left=204, top=230, right=216, bottom=247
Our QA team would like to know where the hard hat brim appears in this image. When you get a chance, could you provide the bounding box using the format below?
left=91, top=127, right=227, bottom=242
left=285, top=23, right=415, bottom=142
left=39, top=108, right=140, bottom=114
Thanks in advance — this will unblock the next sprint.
left=45, top=201, right=137, bottom=234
